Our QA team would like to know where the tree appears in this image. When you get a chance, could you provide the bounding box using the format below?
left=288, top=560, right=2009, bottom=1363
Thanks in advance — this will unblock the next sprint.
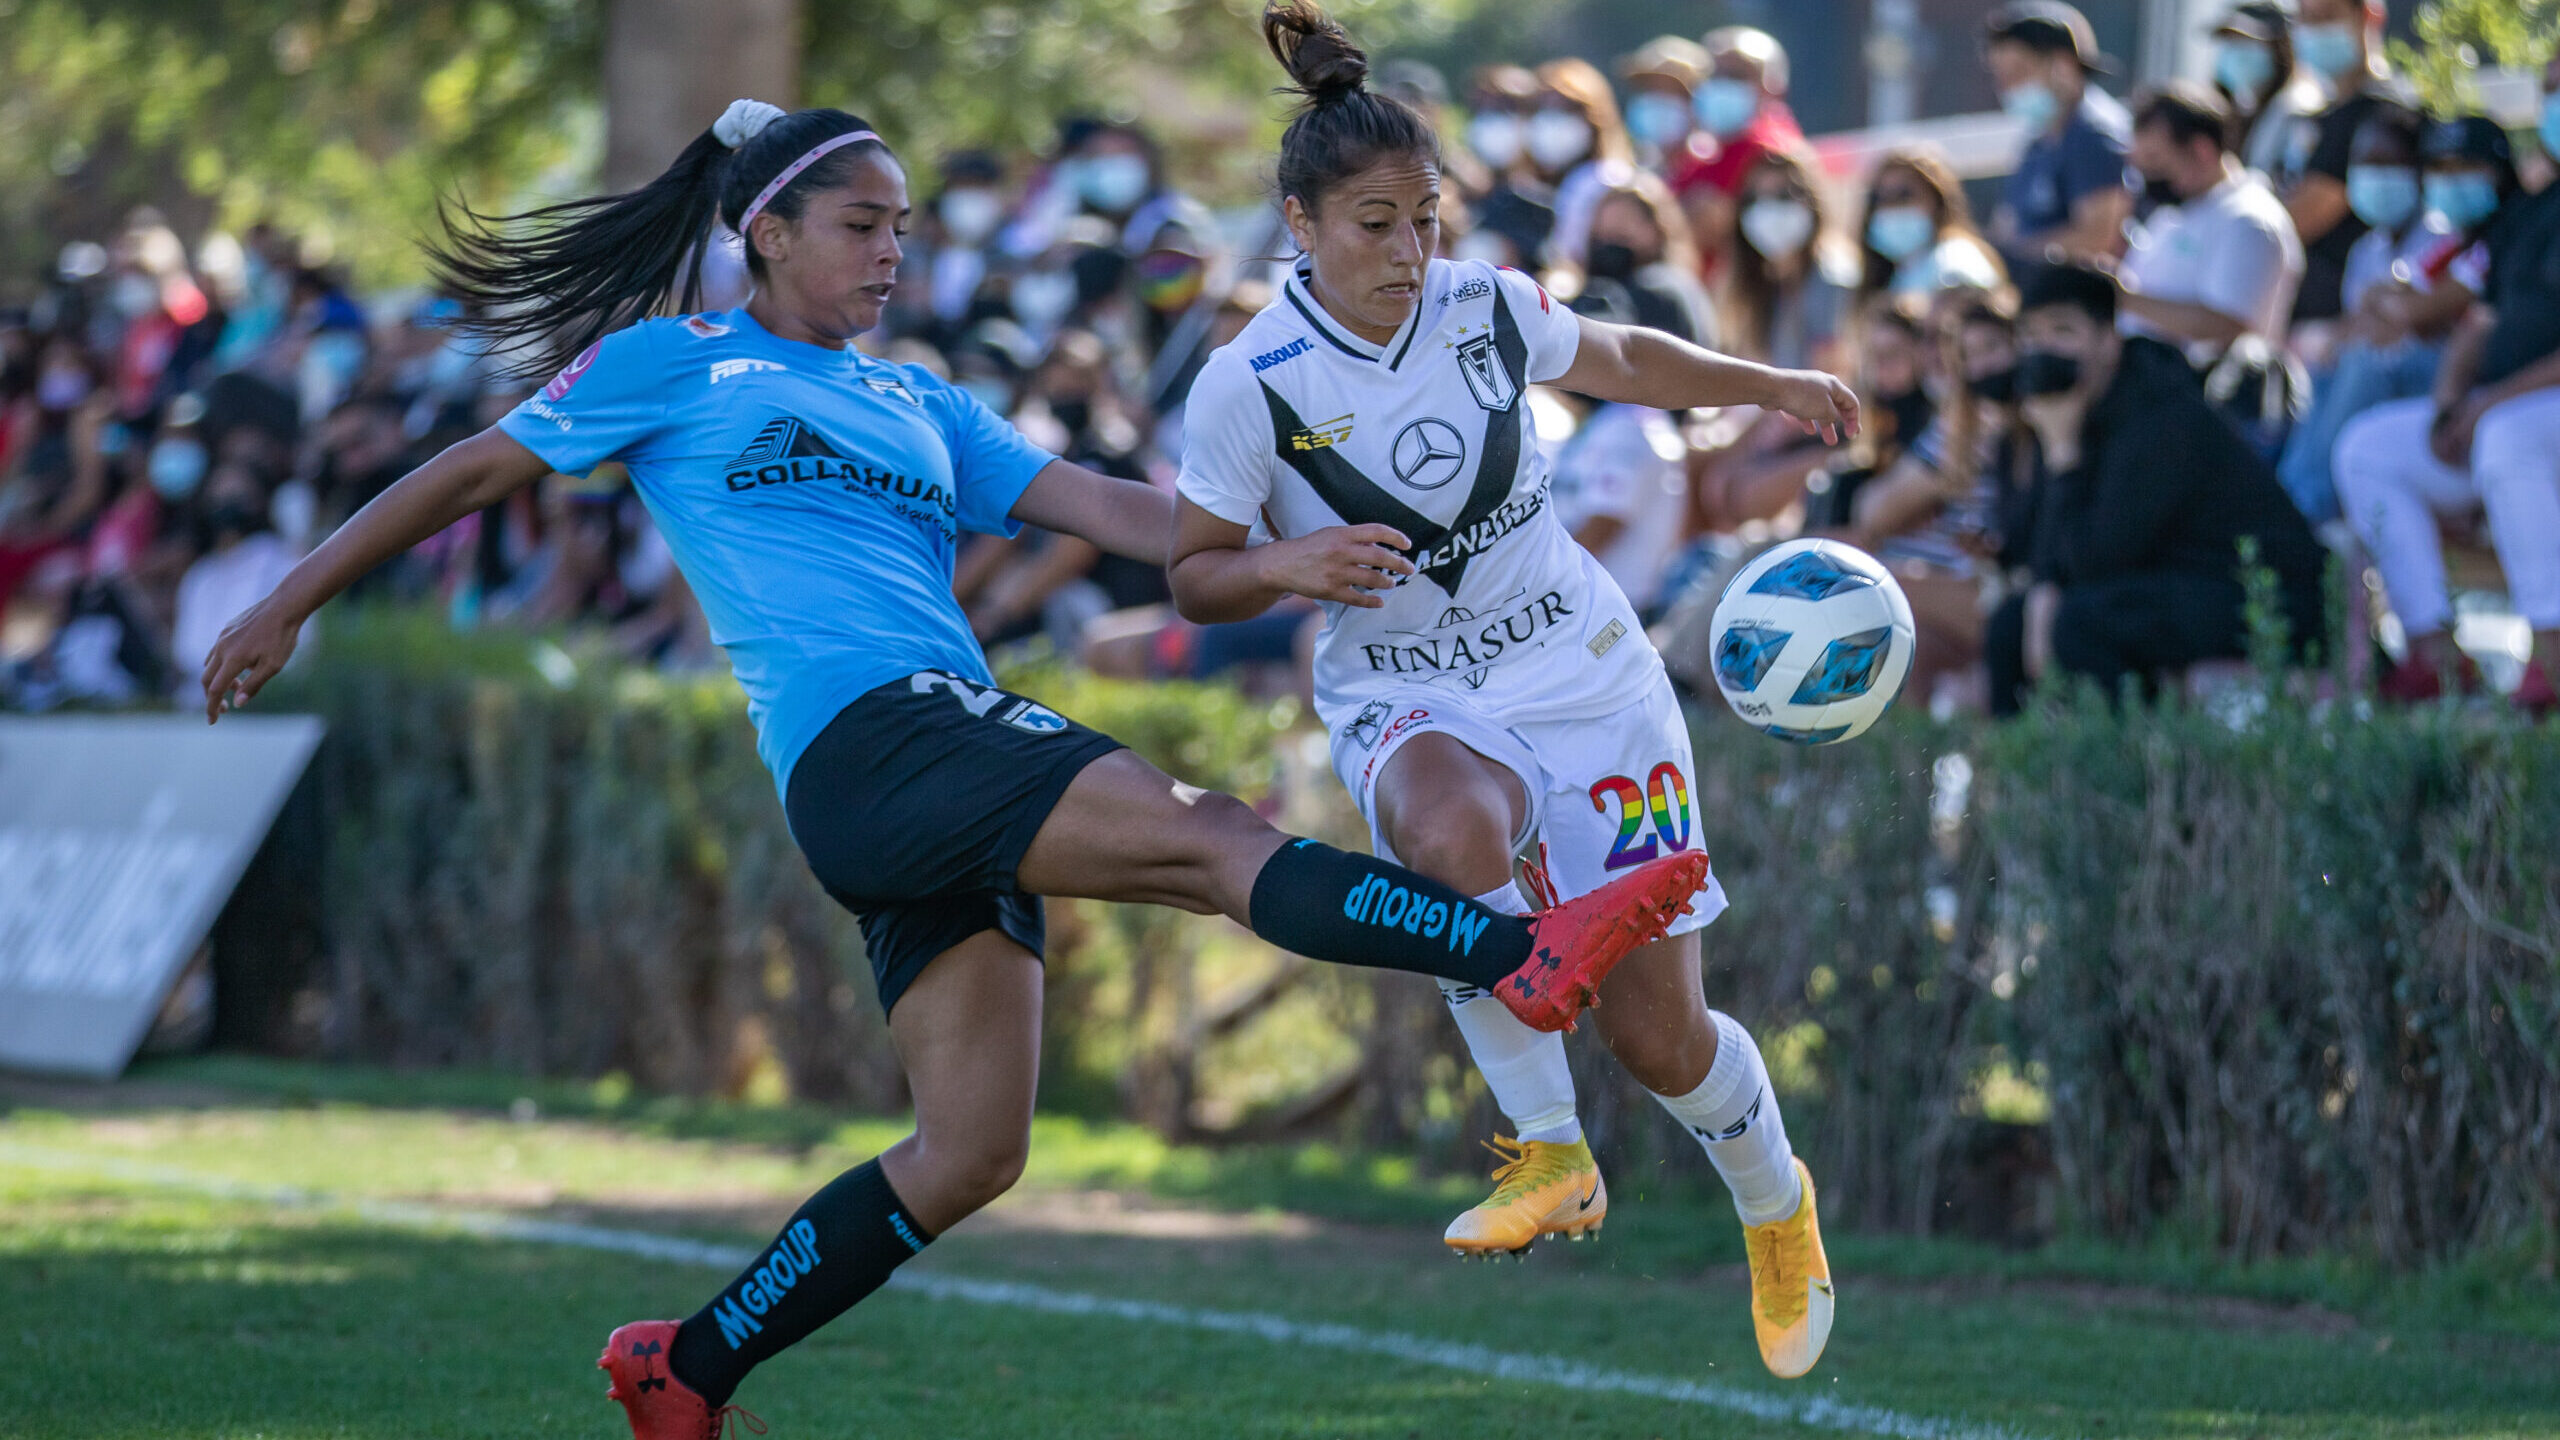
left=2392, top=0, right=2559, bottom=116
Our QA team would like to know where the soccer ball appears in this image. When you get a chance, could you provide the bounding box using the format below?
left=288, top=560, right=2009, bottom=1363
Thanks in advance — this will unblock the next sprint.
left=1707, top=538, right=1915, bottom=744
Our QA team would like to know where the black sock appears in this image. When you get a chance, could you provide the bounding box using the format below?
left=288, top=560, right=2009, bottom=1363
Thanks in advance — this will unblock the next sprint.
left=667, top=1159, right=933, bottom=1407
left=1245, top=838, right=1531, bottom=989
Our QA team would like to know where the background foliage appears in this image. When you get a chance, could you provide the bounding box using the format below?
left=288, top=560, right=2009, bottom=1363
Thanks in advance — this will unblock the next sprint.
left=244, top=610, right=2560, bottom=1270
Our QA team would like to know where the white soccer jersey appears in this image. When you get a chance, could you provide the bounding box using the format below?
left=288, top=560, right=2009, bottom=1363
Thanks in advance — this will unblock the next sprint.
left=1178, top=257, right=1664, bottom=730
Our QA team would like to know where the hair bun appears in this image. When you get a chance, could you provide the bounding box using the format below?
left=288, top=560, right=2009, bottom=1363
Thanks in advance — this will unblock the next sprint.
left=1262, top=1, right=1369, bottom=106
left=714, top=98, right=787, bottom=150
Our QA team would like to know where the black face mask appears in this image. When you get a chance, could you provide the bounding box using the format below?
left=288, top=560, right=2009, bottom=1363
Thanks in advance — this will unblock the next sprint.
left=1584, top=241, right=1641, bottom=281
left=2140, top=175, right=2183, bottom=211
left=2015, top=349, right=2083, bottom=398
left=1049, top=398, right=1093, bottom=435
left=1966, top=365, right=2019, bottom=404
left=1881, top=386, right=1934, bottom=443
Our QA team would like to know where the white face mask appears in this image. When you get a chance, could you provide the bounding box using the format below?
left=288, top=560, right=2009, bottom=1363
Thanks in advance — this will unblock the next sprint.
left=1467, top=112, right=1525, bottom=169
left=1525, top=111, right=1594, bottom=172
left=1077, top=153, right=1152, bottom=213
left=939, top=188, right=1004, bottom=246
left=1011, top=270, right=1079, bottom=331
left=1739, top=197, right=1816, bottom=259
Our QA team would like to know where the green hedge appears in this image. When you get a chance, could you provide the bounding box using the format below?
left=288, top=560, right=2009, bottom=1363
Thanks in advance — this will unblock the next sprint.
left=258, top=611, right=2559, bottom=1265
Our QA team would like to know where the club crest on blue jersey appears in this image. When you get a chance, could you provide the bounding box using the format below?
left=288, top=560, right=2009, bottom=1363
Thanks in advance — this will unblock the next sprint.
left=863, top=373, right=923, bottom=407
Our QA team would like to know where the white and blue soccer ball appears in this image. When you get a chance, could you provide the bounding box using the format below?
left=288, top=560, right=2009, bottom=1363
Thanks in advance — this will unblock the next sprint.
left=1707, top=538, right=1915, bottom=744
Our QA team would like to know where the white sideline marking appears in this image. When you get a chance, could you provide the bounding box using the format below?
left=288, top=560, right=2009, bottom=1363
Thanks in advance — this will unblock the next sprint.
left=3, top=1143, right=2036, bottom=1440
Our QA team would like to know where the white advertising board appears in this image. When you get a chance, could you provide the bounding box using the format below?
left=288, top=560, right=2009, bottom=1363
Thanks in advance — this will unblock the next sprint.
left=0, top=713, right=323, bottom=1078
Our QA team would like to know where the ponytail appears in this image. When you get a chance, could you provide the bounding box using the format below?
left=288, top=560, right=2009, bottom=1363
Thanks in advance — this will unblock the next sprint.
left=431, top=102, right=894, bottom=381
left=1261, top=1, right=1437, bottom=213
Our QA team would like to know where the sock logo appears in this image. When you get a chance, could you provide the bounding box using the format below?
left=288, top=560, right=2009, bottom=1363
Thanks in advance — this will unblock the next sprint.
left=1343, top=875, right=1493, bottom=955
left=710, top=1218, right=822, bottom=1350
left=1690, top=1089, right=1763, bottom=1143
left=887, top=1210, right=925, bottom=1254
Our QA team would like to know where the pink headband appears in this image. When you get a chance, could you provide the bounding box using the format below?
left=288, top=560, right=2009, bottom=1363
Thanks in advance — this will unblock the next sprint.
left=737, top=130, right=882, bottom=235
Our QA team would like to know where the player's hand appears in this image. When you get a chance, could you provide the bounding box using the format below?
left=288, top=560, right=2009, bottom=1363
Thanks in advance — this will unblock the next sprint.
left=2429, top=394, right=2484, bottom=468
left=1257, top=524, right=1415, bottom=609
left=1769, top=370, right=1860, bottom=446
left=200, top=598, right=302, bottom=724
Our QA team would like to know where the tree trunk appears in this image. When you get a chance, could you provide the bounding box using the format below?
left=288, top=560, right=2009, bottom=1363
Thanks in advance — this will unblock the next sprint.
left=602, top=0, right=803, bottom=192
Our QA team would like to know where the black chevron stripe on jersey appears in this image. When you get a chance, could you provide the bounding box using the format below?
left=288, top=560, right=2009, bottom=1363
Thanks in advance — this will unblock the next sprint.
left=1258, top=288, right=1531, bottom=597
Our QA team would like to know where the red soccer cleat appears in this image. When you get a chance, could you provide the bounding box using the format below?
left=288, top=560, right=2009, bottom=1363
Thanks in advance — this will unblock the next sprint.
left=600, top=1321, right=764, bottom=1440
left=1498, top=850, right=1711, bottom=1033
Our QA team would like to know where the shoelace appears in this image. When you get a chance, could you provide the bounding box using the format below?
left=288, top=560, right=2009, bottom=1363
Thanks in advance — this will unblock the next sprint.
left=1749, top=1220, right=1808, bottom=1327
left=1478, top=1136, right=1574, bottom=1208
left=707, top=1403, right=767, bottom=1439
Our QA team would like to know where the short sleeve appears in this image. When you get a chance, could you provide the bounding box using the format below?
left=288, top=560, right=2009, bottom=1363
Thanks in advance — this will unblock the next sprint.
left=921, top=367, right=1053, bottom=537
left=2056, top=123, right=2132, bottom=210
left=2195, top=212, right=2295, bottom=332
left=1492, top=265, right=1583, bottom=383
left=1557, top=414, right=1645, bottom=522
left=2445, top=239, right=2491, bottom=296
left=1173, top=353, right=1275, bottom=527
left=499, top=326, right=665, bottom=475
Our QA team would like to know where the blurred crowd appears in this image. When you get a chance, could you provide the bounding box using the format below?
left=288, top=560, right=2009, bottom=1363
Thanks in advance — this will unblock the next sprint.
left=4, top=0, right=2557, bottom=720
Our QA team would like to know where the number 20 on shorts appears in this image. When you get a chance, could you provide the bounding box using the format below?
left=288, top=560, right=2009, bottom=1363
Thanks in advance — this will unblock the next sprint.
left=1589, top=762, right=1694, bottom=871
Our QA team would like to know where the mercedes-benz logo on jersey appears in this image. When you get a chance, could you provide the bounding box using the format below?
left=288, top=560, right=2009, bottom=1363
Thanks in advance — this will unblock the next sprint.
left=1391, top=419, right=1467, bottom=491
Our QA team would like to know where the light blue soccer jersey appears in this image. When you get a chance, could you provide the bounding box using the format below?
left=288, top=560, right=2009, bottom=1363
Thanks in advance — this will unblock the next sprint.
left=498, top=308, right=1052, bottom=799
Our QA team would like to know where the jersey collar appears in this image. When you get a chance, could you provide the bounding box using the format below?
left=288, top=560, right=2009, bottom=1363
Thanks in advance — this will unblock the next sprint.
left=1283, top=256, right=1427, bottom=370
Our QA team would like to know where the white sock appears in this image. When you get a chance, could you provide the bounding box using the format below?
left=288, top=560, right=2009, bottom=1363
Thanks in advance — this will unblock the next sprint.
left=1652, top=1010, right=1803, bottom=1224
left=1438, top=882, right=1582, bottom=1146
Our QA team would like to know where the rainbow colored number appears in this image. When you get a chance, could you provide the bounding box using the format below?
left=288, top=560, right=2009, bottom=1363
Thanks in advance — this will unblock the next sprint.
left=1589, top=762, right=1695, bottom=871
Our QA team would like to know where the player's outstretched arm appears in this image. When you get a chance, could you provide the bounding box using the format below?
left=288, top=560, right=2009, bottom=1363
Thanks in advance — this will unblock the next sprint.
left=1010, top=459, right=1176, bottom=564
left=200, top=426, right=553, bottom=723
left=1167, top=495, right=1414, bottom=624
left=1558, top=314, right=1861, bottom=446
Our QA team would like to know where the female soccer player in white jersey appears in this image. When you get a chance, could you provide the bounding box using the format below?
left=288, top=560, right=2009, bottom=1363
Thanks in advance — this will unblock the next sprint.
left=1172, top=2, right=1862, bottom=1380
left=198, top=97, right=1708, bottom=1437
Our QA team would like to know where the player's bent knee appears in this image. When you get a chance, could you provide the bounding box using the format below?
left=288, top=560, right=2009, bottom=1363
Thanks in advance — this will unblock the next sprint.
left=935, top=1134, right=1031, bottom=1214
left=1384, top=815, right=1514, bottom=892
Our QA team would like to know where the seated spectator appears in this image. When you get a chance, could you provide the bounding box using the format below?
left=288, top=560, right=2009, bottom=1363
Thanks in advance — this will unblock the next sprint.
left=2274, top=102, right=2466, bottom=524
left=1852, top=148, right=2006, bottom=309
left=1986, top=264, right=2326, bottom=715
left=1550, top=285, right=1696, bottom=619
left=1618, top=36, right=1709, bottom=165
left=1719, top=148, right=1850, bottom=371
left=2333, top=59, right=2560, bottom=712
left=1666, top=27, right=1804, bottom=286
left=1530, top=58, right=1636, bottom=270
left=168, top=460, right=303, bottom=697
left=1575, top=174, right=1718, bottom=350
left=2210, top=1, right=2330, bottom=182
left=1848, top=298, right=2032, bottom=706
left=1454, top=65, right=1556, bottom=267
left=2273, top=0, right=2408, bottom=354
left=1983, top=1, right=2134, bottom=269
left=2118, top=82, right=2303, bottom=367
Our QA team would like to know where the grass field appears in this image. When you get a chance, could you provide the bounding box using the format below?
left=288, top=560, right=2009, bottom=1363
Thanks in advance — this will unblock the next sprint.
left=3, top=1057, right=2555, bottom=1439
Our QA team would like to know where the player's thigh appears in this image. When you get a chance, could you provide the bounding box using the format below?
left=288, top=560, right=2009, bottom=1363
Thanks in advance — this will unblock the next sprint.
left=1329, top=696, right=1534, bottom=891
left=1520, top=680, right=1726, bottom=930
left=1014, top=747, right=1280, bottom=914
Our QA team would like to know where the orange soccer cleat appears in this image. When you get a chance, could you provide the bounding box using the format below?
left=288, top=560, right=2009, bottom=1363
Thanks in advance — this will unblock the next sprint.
left=600, top=1321, right=764, bottom=1440
left=1497, top=850, right=1710, bottom=1033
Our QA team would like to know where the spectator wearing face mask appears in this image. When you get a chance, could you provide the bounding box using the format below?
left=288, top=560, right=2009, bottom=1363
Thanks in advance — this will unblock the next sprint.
left=0, top=339, right=116, bottom=606
left=1984, top=2, right=2134, bottom=270
left=1573, top=175, right=1719, bottom=350
left=1532, top=58, right=1637, bottom=271
left=1666, top=28, right=1803, bottom=288
left=1618, top=37, right=1708, bottom=168
left=169, top=460, right=306, bottom=698
left=2333, top=63, right=2560, bottom=714
left=916, top=151, right=1013, bottom=339
left=2209, top=2, right=2329, bottom=183
left=2273, top=0, right=2410, bottom=343
left=1987, top=263, right=2325, bottom=716
left=1453, top=66, right=1556, bottom=267
left=2275, top=102, right=2463, bottom=525
left=1853, top=149, right=2006, bottom=316
left=1722, top=149, right=1850, bottom=372
left=2117, top=83, right=2303, bottom=368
